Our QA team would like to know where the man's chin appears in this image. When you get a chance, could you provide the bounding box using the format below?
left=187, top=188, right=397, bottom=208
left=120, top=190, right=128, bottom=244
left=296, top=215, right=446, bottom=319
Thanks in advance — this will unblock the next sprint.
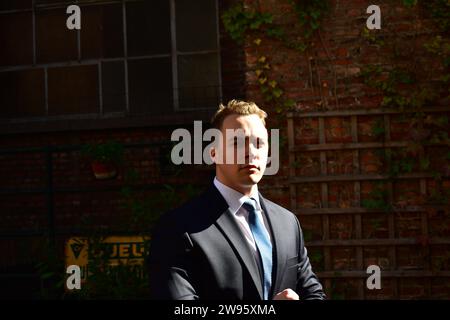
left=240, top=173, right=263, bottom=186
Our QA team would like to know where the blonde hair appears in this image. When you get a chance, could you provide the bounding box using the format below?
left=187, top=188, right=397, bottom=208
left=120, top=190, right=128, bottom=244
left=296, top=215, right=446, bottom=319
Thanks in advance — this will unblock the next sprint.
left=211, top=100, right=267, bottom=129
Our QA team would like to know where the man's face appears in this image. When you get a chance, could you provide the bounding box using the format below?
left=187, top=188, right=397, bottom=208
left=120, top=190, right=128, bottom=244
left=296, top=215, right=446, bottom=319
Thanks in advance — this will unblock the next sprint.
left=213, top=114, right=269, bottom=192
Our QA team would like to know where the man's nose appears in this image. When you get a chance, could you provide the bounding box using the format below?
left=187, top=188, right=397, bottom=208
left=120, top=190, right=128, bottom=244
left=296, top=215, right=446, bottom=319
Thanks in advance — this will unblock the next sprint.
left=247, top=142, right=259, bottom=161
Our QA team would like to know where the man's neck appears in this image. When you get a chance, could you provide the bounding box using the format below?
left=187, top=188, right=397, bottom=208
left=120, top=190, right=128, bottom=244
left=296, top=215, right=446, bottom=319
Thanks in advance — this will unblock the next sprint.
left=215, top=176, right=258, bottom=197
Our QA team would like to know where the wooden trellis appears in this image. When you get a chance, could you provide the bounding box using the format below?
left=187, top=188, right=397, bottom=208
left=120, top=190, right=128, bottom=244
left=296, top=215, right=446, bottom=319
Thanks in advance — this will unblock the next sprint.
left=287, top=107, right=450, bottom=299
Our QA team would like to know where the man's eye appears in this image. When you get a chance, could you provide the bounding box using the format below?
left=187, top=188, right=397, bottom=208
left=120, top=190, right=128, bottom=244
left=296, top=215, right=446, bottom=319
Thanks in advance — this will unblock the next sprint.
left=257, top=138, right=266, bottom=148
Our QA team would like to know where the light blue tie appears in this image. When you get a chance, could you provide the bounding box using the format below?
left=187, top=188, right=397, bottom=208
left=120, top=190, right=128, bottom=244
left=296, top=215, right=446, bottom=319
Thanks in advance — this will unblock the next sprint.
left=242, top=198, right=273, bottom=300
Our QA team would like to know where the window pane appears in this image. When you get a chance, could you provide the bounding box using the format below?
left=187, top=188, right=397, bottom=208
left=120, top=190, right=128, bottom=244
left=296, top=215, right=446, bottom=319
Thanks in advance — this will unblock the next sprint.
left=0, top=69, right=45, bottom=118
left=35, top=0, right=91, bottom=5
left=36, top=8, right=78, bottom=63
left=178, top=54, right=220, bottom=109
left=81, top=4, right=124, bottom=59
left=35, top=0, right=72, bottom=4
left=102, top=61, right=125, bottom=113
left=48, top=65, right=99, bottom=115
left=126, top=0, right=171, bottom=56
left=0, top=12, right=33, bottom=67
left=176, top=0, right=217, bottom=52
left=128, top=58, right=172, bottom=114
left=0, top=0, right=31, bottom=11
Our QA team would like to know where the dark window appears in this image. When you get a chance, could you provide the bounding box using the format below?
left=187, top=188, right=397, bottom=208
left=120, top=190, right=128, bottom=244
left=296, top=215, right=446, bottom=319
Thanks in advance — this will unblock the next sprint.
left=178, top=54, right=220, bottom=109
left=35, top=0, right=69, bottom=3
left=102, top=61, right=126, bottom=113
left=0, top=0, right=221, bottom=127
left=128, top=58, right=173, bottom=114
left=0, top=12, right=33, bottom=67
left=0, top=0, right=32, bottom=11
left=81, top=4, right=124, bottom=59
left=47, top=65, right=99, bottom=116
left=0, top=69, right=45, bottom=118
left=176, top=0, right=218, bottom=52
left=36, top=8, right=78, bottom=63
left=126, top=0, right=171, bottom=56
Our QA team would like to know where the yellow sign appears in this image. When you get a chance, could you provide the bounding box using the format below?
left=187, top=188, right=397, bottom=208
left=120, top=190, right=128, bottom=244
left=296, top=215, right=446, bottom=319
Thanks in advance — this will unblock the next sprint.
left=65, top=236, right=150, bottom=283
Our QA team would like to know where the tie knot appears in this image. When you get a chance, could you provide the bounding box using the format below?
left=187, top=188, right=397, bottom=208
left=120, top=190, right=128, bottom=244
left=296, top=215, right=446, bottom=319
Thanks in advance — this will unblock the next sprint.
left=242, top=198, right=258, bottom=213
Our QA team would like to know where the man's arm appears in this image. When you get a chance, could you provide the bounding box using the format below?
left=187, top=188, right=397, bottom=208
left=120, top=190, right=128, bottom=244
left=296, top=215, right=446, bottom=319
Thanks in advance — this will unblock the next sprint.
left=148, top=214, right=199, bottom=300
left=295, top=217, right=326, bottom=300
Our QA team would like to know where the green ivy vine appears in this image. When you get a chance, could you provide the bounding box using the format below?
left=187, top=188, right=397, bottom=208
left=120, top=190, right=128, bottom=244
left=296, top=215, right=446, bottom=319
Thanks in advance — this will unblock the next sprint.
left=222, top=1, right=330, bottom=115
left=222, top=1, right=450, bottom=214
left=360, top=0, right=450, bottom=212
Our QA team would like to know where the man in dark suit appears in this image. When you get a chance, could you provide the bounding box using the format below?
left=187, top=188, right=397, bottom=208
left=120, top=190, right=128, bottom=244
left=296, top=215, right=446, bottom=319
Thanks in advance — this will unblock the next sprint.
left=148, top=100, right=325, bottom=300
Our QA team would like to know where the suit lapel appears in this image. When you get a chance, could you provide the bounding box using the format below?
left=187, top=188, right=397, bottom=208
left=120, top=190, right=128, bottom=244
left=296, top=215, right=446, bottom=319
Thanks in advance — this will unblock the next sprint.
left=215, top=208, right=264, bottom=299
left=206, top=185, right=263, bottom=299
left=206, top=184, right=288, bottom=300
left=259, top=194, right=288, bottom=298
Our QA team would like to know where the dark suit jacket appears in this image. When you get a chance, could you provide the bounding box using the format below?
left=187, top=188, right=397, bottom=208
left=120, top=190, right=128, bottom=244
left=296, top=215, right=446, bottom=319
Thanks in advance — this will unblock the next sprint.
left=148, top=184, right=325, bottom=300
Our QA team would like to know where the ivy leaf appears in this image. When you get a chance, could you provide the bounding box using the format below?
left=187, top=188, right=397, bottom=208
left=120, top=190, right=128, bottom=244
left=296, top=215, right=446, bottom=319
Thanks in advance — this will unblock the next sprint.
left=41, top=272, right=54, bottom=280
left=261, top=13, right=273, bottom=24
left=420, top=157, right=430, bottom=170
left=381, top=96, right=392, bottom=106
left=284, top=99, right=296, bottom=108
left=311, top=10, right=322, bottom=20
left=266, top=27, right=285, bottom=39
left=268, top=80, right=278, bottom=88
left=310, top=20, right=319, bottom=30
left=265, top=93, right=274, bottom=102
left=401, top=161, right=414, bottom=173
left=250, top=20, right=263, bottom=30
left=402, top=0, right=418, bottom=8
left=273, top=88, right=283, bottom=98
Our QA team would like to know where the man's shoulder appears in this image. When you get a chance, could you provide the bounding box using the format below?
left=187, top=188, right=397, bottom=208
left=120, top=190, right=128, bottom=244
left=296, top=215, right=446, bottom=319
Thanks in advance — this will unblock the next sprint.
left=157, top=190, right=205, bottom=223
left=260, top=195, right=298, bottom=223
left=154, top=184, right=227, bottom=233
left=167, top=193, right=207, bottom=220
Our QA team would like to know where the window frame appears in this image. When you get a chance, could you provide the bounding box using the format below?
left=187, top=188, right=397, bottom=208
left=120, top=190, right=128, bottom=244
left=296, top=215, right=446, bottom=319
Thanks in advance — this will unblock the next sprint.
left=0, top=0, right=223, bottom=133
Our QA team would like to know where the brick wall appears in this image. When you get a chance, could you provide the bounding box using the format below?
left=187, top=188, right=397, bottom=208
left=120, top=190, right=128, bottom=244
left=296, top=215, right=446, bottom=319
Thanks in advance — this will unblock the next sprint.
left=240, top=0, right=450, bottom=299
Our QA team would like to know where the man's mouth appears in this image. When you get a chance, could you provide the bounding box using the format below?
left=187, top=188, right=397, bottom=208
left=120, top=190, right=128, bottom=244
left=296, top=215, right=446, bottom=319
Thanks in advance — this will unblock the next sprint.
left=241, top=164, right=259, bottom=171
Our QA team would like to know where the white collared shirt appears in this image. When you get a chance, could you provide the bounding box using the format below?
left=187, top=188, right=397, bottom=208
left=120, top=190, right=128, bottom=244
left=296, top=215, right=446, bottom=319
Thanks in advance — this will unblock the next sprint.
left=213, top=177, right=272, bottom=254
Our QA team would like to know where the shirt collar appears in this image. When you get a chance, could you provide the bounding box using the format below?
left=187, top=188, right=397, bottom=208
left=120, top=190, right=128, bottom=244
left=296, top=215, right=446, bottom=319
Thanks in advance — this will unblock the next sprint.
left=213, top=177, right=261, bottom=215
